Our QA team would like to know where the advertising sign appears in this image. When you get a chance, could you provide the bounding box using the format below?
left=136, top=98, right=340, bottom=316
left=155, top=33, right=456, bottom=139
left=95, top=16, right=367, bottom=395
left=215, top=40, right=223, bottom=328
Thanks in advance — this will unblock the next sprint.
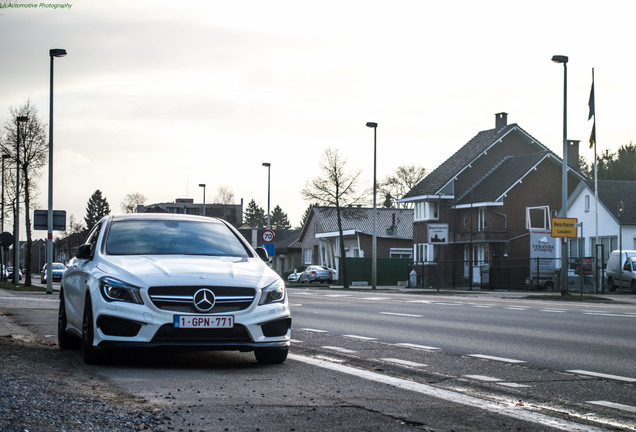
left=530, top=230, right=556, bottom=279
left=427, top=223, right=448, bottom=245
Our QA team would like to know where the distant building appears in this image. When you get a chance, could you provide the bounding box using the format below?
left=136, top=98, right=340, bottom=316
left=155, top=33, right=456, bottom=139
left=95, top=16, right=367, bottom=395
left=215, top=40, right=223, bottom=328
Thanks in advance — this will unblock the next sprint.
left=137, top=198, right=243, bottom=228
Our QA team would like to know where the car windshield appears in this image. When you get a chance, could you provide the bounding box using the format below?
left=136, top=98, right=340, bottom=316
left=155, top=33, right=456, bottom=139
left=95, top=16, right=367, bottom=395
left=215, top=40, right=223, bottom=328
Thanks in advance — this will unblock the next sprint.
left=52, top=263, right=65, bottom=270
left=105, top=219, right=250, bottom=257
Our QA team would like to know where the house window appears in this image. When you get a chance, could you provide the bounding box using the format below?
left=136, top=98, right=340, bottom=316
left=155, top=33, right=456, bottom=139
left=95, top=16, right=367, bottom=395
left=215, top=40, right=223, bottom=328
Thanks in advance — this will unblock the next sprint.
left=303, top=248, right=312, bottom=265
left=414, top=201, right=439, bottom=222
left=414, top=243, right=437, bottom=263
left=584, top=195, right=590, bottom=212
left=478, top=208, right=486, bottom=232
left=390, top=248, right=412, bottom=259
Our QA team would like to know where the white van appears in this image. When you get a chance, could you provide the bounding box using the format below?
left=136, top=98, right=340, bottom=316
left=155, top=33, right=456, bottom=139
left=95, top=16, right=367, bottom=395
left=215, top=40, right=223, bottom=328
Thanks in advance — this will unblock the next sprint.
left=606, top=250, right=636, bottom=292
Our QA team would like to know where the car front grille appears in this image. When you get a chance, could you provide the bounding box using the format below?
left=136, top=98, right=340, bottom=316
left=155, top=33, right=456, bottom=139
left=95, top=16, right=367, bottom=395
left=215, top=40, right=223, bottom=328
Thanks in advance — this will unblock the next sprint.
left=152, top=323, right=252, bottom=343
left=147, top=285, right=256, bottom=313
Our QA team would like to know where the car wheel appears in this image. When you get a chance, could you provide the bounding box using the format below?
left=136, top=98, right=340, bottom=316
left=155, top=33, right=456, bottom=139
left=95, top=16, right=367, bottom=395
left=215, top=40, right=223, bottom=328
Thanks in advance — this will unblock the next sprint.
left=254, top=347, right=288, bottom=365
left=608, top=277, right=616, bottom=292
left=543, top=281, right=554, bottom=292
left=81, top=295, right=102, bottom=364
left=58, top=290, right=81, bottom=350
left=631, top=280, right=636, bottom=294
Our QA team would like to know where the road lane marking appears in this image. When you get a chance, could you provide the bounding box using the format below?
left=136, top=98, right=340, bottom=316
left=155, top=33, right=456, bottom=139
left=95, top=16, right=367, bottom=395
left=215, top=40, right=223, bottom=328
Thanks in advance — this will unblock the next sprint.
left=406, top=300, right=432, bottom=304
left=299, top=328, right=329, bottom=333
left=496, top=382, right=531, bottom=388
left=290, top=354, right=606, bottom=432
left=360, top=297, right=389, bottom=301
left=343, top=335, right=377, bottom=341
left=505, top=307, right=528, bottom=311
left=322, top=346, right=357, bottom=354
left=396, top=343, right=441, bottom=351
left=583, top=312, right=636, bottom=318
left=381, top=358, right=427, bottom=367
left=379, top=312, right=422, bottom=318
left=566, top=370, right=636, bottom=383
left=464, top=375, right=501, bottom=382
left=324, top=294, right=353, bottom=297
left=588, top=401, right=636, bottom=414
left=540, top=309, right=567, bottom=313
left=469, top=354, right=526, bottom=364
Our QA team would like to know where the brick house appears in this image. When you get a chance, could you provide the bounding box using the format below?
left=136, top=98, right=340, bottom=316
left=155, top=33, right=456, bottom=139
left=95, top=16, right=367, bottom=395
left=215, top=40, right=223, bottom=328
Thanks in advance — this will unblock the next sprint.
left=297, top=206, right=413, bottom=280
left=399, top=113, right=586, bottom=288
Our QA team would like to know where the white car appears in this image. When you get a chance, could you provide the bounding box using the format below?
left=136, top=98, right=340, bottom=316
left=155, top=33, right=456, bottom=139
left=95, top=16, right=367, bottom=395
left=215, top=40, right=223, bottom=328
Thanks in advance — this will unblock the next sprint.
left=58, top=214, right=291, bottom=365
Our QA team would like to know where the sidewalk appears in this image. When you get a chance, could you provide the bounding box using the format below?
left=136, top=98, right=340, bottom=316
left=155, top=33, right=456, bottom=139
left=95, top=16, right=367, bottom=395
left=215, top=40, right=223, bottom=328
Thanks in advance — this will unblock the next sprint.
left=0, top=287, right=56, bottom=339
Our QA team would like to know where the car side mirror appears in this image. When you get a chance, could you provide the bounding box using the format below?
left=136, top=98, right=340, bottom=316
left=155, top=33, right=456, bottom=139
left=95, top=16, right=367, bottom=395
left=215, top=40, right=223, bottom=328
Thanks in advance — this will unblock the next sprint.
left=76, top=244, right=92, bottom=260
left=255, top=246, right=270, bottom=262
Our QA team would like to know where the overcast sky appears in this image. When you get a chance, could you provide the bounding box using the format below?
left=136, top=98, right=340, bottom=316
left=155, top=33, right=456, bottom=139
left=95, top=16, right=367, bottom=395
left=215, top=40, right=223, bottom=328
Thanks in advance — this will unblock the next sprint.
left=1, top=0, right=634, bottom=239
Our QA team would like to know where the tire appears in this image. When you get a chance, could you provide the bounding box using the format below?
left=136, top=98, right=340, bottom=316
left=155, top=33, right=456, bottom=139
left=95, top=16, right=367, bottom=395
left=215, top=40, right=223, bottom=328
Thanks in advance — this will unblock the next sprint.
left=58, top=290, right=81, bottom=350
left=543, top=281, right=554, bottom=292
left=254, top=347, right=289, bottom=365
left=631, top=280, right=636, bottom=294
left=81, top=295, right=102, bottom=364
left=608, top=277, right=616, bottom=292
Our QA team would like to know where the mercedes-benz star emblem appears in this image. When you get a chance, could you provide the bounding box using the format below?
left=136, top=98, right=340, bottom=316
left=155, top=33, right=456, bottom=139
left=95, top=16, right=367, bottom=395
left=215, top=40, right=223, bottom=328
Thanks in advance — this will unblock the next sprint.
left=193, top=288, right=216, bottom=312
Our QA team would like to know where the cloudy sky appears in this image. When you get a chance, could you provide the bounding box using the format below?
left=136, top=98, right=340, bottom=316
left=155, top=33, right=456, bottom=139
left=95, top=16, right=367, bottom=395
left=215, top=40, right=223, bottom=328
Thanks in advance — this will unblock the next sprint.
left=1, top=0, right=634, bottom=238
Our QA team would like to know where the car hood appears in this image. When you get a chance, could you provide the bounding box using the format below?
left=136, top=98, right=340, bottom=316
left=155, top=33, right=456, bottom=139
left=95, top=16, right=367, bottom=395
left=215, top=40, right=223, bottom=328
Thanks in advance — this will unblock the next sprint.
left=97, top=255, right=276, bottom=288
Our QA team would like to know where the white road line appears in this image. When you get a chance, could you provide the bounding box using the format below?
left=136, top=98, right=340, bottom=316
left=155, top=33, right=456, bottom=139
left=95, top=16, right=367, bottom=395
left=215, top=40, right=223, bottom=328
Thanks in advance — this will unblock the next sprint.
left=343, top=334, right=377, bottom=341
left=406, top=300, right=432, bottom=304
left=473, top=305, right=493, bottom=308
left=396, top=343, right=441, bottom=351
left=469, top=354, right=526, bottom=364
left=289, top=339, right=303, bottom=343
left=381, top=358, right=427, bottom=368
left=299, top=328, right=329, bottom=333
left=361, top=297, right=389, bottom=301
left=464, top=375, right=501, bottom=382
left=322, top=346, right=357, bottom=354
left=379, top=312, right=422, bottom=318
left=433, top=302, right=462, bottom=306
left=505, top=307, right=528, bottom=311
left=540, top=309, right=567, bottom=313
left=324, top=294, right=353, bottom=297
left=496, top=382, right=531, bottom=388
left=583, top=312, right=636, bottom=318
left=566, top=370, right=636, bottom=383
left=289, top=354, right=606, bottom=432
left=588, top=400, right=636, bottom=414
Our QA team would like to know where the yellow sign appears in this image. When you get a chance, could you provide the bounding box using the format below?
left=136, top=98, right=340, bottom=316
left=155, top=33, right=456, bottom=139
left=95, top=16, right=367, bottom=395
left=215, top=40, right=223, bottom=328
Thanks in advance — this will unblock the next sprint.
left=551, top=217, right=578, bottom=238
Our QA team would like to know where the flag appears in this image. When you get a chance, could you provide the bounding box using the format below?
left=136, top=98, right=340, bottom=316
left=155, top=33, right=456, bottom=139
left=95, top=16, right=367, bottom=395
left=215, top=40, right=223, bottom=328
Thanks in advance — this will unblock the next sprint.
left=588, top=70, right=595, bottom=149
left=588, top=81, right=595, bottom=120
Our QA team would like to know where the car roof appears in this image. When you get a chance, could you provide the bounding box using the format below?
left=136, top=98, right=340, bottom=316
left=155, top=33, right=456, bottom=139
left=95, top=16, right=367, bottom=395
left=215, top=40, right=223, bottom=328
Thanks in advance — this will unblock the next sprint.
left=109, top=213, right=224, bottom=223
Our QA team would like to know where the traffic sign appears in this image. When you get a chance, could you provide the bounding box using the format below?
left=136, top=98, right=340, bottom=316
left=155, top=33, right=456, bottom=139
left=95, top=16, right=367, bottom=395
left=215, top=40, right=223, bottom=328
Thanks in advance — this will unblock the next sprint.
left=263, top=242, right=275, bottom=257
left=261, top=229, right=275, bottom=243
left=551, top=217, right=577, bottom=238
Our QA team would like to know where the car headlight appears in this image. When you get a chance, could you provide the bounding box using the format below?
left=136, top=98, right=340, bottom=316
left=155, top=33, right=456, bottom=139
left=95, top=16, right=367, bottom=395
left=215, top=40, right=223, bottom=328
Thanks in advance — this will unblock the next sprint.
left=259, top=279, right=286, bottom=305
left=99, top=276, right=143, bottom=304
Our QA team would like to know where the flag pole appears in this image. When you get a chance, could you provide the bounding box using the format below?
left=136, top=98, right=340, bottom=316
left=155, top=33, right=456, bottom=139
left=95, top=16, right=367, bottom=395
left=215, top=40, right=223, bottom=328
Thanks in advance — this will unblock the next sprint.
left=590, top=68, right=600, bottom=292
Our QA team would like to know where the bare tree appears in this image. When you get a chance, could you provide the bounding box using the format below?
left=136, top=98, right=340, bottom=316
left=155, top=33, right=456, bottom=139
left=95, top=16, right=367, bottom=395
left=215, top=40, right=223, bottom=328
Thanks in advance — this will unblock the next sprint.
left=214, top=185, right=235, bottom=204
left=121, top=192, right=147, bottom=213
left=1, top=100, right=48, bottom=286
left=379, top=164, right=427, bottom=208
left=301, top=148, right=365, bottom=288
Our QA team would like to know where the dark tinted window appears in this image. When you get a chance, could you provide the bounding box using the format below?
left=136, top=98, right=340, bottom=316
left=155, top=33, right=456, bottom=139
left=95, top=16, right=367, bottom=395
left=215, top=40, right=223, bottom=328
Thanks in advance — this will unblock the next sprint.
left=105, top=219, right=249, bottom=257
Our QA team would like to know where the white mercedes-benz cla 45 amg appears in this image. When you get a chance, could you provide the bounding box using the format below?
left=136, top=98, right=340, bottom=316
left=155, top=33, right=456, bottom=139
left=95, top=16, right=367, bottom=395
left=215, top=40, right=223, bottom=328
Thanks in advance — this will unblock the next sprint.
left=58, top=214, right=291, bottom=365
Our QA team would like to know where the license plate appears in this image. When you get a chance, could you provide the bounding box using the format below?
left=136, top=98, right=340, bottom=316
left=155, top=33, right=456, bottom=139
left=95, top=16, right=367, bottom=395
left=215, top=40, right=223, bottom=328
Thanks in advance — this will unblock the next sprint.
left=174, top=315, right=234, bottom=329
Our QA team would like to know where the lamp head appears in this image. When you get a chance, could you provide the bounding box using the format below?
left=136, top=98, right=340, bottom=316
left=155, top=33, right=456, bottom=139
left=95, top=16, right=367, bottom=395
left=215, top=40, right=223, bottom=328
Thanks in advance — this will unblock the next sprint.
left=551, top=55, right=568, bottom=64
left=262, top=162, right=271, bottom=167
left=366, top=122, right=378, bottom=128
left=198, top=183, right=206, bottom=188
left=50, top=49, right=67, bottom=58
left=16, top=116, right=28, bottom=123
left=618, top=201, right=624, bottom=215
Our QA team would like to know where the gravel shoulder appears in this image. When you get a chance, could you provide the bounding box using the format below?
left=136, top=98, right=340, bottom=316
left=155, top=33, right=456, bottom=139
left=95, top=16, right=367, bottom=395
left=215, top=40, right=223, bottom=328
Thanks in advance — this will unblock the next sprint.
left=0, top=335, right=165, bottom=432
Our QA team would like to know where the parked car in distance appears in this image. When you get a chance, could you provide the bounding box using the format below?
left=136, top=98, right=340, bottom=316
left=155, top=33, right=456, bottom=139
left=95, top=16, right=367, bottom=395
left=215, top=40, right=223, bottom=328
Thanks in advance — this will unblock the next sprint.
left=606, top=250, right=636, bottom=292
left=41, top=262, right=67, bottom=284
left=287, top=271, right=301, bottom=283
left=7, top=267, right=21, bottom=281
left=299, top=265, right=334, bottom=284
left=58, top=214, right=291, bottom=365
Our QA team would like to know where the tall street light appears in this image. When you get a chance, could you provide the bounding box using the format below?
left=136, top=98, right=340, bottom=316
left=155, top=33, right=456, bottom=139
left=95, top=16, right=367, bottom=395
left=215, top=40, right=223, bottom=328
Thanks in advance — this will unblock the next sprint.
left=1, top=154, right=9, bottom=281
left=618, top=200, right=624, bottom=289
left=199, top=184, right=206, bottom=216
left=15, top=116, right=28, bottom=286
left=366, top=122, right=378, bottom=290
left=262, top=163, right=271, bottom=229
left=47, top=48, right=67, bottom=294
left=552, top=54, right=568, bottom=296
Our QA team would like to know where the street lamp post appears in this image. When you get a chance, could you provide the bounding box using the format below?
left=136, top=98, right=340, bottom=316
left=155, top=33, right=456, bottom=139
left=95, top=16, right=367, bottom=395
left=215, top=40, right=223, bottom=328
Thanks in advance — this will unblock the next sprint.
left=47, top=48, right=67, bottom=294
left=618, top=200, right=624, bottom=289
left=366, top=122, right=378, bottom=290
left=262, top=163, right=271, bottom=229
left=1, top=154, right=9, bottom=281
left=198, top=184, right=206, bottom=216
left=552, top=54, right=568, bottom=296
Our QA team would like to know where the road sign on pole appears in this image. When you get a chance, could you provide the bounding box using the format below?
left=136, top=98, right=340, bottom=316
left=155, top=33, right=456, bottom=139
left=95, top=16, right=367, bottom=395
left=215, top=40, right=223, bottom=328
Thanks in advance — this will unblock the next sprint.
left=262, top=229, right=275, bottom=243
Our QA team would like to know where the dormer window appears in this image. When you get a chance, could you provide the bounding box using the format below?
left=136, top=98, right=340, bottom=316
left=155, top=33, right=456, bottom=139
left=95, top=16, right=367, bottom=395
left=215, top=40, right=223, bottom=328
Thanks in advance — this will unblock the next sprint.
left=415, top=201, right=439, bottom=221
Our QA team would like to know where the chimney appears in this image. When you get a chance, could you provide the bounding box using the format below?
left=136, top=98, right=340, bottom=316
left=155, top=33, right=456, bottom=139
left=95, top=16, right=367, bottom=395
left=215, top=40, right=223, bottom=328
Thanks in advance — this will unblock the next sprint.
left=567, top=140, right=580, bottom=172
left=495, top=112, right=508, bottom=130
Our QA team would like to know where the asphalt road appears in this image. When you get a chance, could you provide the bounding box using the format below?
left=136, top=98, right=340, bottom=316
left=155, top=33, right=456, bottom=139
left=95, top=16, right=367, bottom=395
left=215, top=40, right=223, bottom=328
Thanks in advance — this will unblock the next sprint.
left=1, top=286, right=635, bottom=431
